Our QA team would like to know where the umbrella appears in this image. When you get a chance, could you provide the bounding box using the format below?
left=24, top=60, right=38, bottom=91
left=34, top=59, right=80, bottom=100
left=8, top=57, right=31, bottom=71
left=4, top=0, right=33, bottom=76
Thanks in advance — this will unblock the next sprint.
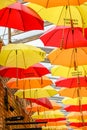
left=35, top=118, right=66, bottom=122
left=47, top=47, right=87, bottom=67
left=0, top=63, right=50, bottom=78
left=0, top=43, right=46, bottom=68
left=55, top=76, right=87, bottom=88
left=67, top=111, right=87, bottom=121
left=69, top=122, right=87, bottom=128
left=42, top=125, right=68, bottom=130
left=57, top=87, right=87, bottom=98
left=0, top=2, right=43, bottom=31
left=26, top=100, right=62, bottom=112
left=14, top=85, right=58, bottom=98
left=46, top=120, right=67, bottom=126
left=64, top=104, right=87, bottom=112
left=28, top=3, right=87, bottom=28
left=40, top=26, right=87, bottom=49
left=62, top=97, right=87, bottom=105
left=0, top=0, right=16, bottom=9
left=51, top=65, right=87, bottom=78
left=24, top=0, right=87, bottom=7
left=0, top=2, right=44, bottom=43
left=6, top=76, right=53, bottom=89
left=26, top=98, right=53, bottom=109
left=31, top=110, right=65, bottom=120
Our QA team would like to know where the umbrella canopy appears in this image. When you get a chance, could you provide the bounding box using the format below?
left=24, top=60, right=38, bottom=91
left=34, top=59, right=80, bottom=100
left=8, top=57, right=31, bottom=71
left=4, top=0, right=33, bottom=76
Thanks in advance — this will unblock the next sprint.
left=26, top=100, right=62, bottom=112
left=28, top=2, right=87, bottom=28
left=46, top=120, right=67, bottom=126
left=0, top=63, right=50, bottom=78
left=64, top=104, right=87, bottom=112
left=62, top=97, right=87, bottom=105
left=0, top=0, right=16, bottom=9
left=26, top=98, right=53, bottom=109
left=58, top=87, right=87, bottom=98
left=6, top=76, right=53, bottom=89
left=51, top=65, right=87, bottom=78
left=47, top=47, right=87, bottom=67
left=32, top=110, right=65, bottom=119
left=25, top=0, right=87, bottom=7
left=35, top=118, right=66, bottom=122
left=40, top=26, right=87, bottom=49
left=14, top=85, right=58, bottom=98
left=0, top=43, right=46, bottom=68
left=55, top=77, right=87, bottom=88
left=67, top=111, right=87, bottom=121
left=0, top=2, right=43, bottom=31
left=69, top=122, right=87, bottom=128
left=42, top=125, right=68, bottom=130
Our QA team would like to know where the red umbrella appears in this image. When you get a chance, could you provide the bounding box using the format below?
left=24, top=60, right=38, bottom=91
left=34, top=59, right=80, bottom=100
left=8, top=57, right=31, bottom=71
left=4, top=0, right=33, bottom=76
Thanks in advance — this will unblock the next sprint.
left=0, top=2, right=43, bottom=31
left=55, top=76, right=87, bottom=88
left=26, top=98, right=53, bottom=109
left=40, top=26, right=87, bottom=49
left=35, top=118, right=66, bottom=122
left=70, top=122, right=87, bottom=127
left=64, top=104, right=87, bottom=112
left=0, top=63, right=50, bottom=78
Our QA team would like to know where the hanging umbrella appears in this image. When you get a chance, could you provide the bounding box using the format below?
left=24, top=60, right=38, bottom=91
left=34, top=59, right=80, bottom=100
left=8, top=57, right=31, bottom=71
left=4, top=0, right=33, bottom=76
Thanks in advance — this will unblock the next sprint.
left=0, top=0, right=16, bottom=9
left=6, top=76, right=53, bottom=89
left=64, top=104, right=87, bottom=112
left=0, top=63, right=50, bottom=78
left=69, top=122, right=87, bottom=128
left=14, top=85, right=58, bottom=98
left=26, top=100, right=62, bottom=112
left=57, top=87, right=87, bottom=98
left=0, top=2, right=43, bottom=31
left=28, top=2, right=87, bottom=28
left=26, top=97, right=53, bottom=109
left=31, top=110, right=65, bottom=120
left=62, top=97, right=87, bottom=105
left=40, top=26, right=87, bottom=49
left=42, top=125, right=68, bottom=130
left=55, top=76, right=87, bottom=88
left=24, top=0, right=87, bottom=7
left=47, top=47, right=87, bottom=68
left=0, top=43, right=46, bottom=68
left=0, top=2, right=44, bottom=43
left=51, top=65, right=87, bottom=78
left=67, top=111, right=87, bottom=121
left=46, top=120, right=67, bottom=126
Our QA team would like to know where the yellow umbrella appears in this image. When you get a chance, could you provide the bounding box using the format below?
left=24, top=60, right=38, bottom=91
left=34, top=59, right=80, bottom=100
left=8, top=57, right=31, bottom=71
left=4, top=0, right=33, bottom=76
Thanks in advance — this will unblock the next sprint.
left=51, top=65, right=87, bottom=78
left=42, top=125, right=68, bottom=130
left=47, top=47, right=87, bottom=67
left=62, top=97, right=87, bottom=105
left=0, top=43, right=46, bottom=68
left=32, top=110, right=65, bottom=119
left=58, top=87, right=87, bottom=98
left=27, top=2, right=87, bottom=28
left=0, top=0, right=16, bottom=9
left=14, top=85, right=58, bottom=98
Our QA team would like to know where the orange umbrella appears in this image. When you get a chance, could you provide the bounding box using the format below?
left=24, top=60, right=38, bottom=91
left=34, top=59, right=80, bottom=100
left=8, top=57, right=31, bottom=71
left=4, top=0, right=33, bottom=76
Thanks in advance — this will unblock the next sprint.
left=46, top=120, right=67, bottom=126
left=47, top=47, right=87, bottom=67
left=6, top=76, right=53, bottom=89
left=24, top=0, right=87, bottom=7
left=58, top=87, right=87, bottom=98
left=26, top=100, right=62, bottom=112
left=67, top=111, right=87, bottom=121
